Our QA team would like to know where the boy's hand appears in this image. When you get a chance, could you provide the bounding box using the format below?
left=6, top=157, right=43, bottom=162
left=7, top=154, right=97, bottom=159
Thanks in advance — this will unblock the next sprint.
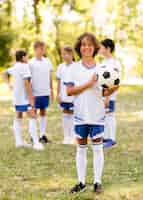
left=8, top=83, right=13, bottom=90
left=109, top=85, right=120, bottom=91
left=104, top=97, right=109, bottom=108
left=103, top=84, right=120, bottom=97
left=56, top=95, right=61, bottom=104
left=28, top=107, right=36, bottom=118
left=29, top=95, right=35, bottom=108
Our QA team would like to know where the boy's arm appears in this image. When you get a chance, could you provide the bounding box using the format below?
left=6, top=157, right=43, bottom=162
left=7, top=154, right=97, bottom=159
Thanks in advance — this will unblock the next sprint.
left=3, top=71, right=10, bottom=84
left=67, top=74, right=97, bottom=96
left=3, top=71, right=13, bottom=89
left=50, top=71, right=54, bottom=101
left=56, top=79, right=61, bottom=103
left=103, top=85, right=119, bottom=97
left=104, top=96, right=110, bottom=108
left=24, top=78, right=34, bottom=107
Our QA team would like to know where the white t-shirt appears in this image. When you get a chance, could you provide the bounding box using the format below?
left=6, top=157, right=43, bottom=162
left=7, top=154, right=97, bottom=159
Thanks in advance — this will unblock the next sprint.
left=102, top=58, right=121, bottom=101
left=6, top=62, right=31, bottom=105
left=65, top=61, right=105, bottom=125
left=56, top=62, right=74, bottom=103
left=29, top=57, right=53, bottom=96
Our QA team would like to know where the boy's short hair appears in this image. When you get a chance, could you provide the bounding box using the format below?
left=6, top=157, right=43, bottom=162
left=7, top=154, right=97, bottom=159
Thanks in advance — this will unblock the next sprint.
left=61, top=45, right=75, bottom=61
left=62, top=46, right=73, bottom=53
left=74, top=32, right=100, bottom=58
left=15, top=50, right=27, bottom=62
left=34, top=41, right=45, bottom=49
left=101, top=38, right=115, bottom=53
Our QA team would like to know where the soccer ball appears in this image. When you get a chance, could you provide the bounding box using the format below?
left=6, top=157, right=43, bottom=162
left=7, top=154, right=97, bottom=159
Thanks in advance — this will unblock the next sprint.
left=97, top=65, right=120, bottom=88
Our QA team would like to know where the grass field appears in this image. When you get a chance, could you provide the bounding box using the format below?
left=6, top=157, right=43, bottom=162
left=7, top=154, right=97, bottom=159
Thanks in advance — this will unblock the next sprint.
left=0, top=85, right=143, bottom=200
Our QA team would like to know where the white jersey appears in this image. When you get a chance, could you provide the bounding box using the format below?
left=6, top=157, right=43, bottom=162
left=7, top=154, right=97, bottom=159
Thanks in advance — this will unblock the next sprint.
left=65, top=61, right=105, bottom=125
left=56, top=62, right=74, bottom=103
left=102, top=58, right=121, bottom=101
left=6, top=62, right=31, bottom=105
left=29, top=57, right=53, bottom=96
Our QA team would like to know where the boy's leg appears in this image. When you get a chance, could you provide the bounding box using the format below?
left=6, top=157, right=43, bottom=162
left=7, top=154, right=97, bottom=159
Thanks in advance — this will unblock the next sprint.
left=39, top=108, right=52, bottom=143
left=70, top=125, right=88, bottom=193
left=28, top=109, right=44, bottom=150
left=62, top=112, right=70, bottom=144
left=76, top=138, right=88, bottom=185
left=104, top=99, right=116, bottom=148
left=91, top=125, right=104, bottom=193
left=35, top=96, right=50, bottom=143
left=60, top=102, right=74, bottom=144
left=13, top=112, right=23, bottom=147
left=108, top=113, right=116, bottom=141
left=104, top=114, right=110, bottom=140
left=68, top=111, right=75, bottom=144
left=39, top=109, right=47, bottom=137
left=103, top=113, right=116, bottom=148
left=62, top=110, right=73, bottom=144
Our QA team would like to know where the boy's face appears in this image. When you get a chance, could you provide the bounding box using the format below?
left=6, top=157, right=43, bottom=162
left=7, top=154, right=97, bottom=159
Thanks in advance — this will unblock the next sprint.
left=61, top=49, right=73, bottom=63
left=99, top=44, right=109, bottom=57
left=35, top=45, right=46, bottom=57
left=22, top=54, right=28, bottom=63
left=80, top=37, right=95, bottom=58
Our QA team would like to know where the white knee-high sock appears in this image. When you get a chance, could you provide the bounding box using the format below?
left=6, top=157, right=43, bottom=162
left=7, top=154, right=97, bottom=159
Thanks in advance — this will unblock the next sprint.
left=109, top=114, right=116, bottom=141
left=105, top=114, right=116, bottom=141
left=76, top=144, right=87, bottom=185
left=69, top=114, right=74, bottom=140
left=92, top=143, right=104, bottom=184
left=63, top=113, right=71, bottom=142
left=13, top=118, right=23, bottom=146
left=39, top=116, right=47, bottom=137
left=29, top=118, right=38, bottom=144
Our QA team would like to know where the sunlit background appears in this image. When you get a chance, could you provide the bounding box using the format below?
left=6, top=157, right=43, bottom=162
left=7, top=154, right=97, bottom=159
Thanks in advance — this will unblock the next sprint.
left=0, top=0, right=143, bottom=84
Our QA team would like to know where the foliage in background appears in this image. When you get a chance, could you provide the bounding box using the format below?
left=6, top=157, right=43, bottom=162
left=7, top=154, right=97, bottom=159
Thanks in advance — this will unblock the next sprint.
left=0, top=0, right=143, bottom=77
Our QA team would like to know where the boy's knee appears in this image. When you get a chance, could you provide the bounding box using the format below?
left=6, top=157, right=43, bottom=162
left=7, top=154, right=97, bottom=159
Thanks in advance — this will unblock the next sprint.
left=40, top=109, right=46, bottom=116
left=92, top=137, right=103, bottom=144
left=76, top=138, right=87, bottom=145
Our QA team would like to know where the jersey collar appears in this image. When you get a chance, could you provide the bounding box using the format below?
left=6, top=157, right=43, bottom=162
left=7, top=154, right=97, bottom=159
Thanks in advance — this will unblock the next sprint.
left=35, top=56, right=44, bottom=61
left=80, top=60, right=96, bottom=69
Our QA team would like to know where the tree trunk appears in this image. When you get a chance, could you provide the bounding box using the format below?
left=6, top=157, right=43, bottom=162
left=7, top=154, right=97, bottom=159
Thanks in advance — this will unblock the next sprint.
left=33, top=0, right=41, bottom=35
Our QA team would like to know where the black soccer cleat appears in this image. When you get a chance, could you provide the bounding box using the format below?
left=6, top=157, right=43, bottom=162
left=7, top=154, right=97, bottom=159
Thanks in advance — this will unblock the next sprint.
left=31, top=137, right=34, bottom=144
left=70, top=182, right=86, bottom=193
left=93, top=183, right=103, bottom=193
left=39, top=135, right=51, bottom=144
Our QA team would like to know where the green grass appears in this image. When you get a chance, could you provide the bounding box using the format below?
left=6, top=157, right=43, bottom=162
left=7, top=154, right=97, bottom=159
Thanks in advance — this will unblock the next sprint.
left=0, top=86, right=143, bottom=200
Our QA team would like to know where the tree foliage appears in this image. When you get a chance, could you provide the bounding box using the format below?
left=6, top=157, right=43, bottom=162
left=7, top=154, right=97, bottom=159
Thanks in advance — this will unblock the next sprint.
left=0, top=0, right=143, bottom=77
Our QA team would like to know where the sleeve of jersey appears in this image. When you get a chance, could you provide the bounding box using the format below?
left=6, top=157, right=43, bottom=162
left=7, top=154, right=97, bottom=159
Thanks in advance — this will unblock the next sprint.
left=21, top=64, right=31, bottom=80
left=64, top=67, right=75, bottom=86
left=6, top=67, right=14, bottom=75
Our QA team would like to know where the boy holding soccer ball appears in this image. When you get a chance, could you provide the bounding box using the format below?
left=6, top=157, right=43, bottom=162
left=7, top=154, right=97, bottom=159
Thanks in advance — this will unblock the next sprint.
left=99, top=39, right=121, bottom=148
left=65, top=33, right=119, bottom=193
